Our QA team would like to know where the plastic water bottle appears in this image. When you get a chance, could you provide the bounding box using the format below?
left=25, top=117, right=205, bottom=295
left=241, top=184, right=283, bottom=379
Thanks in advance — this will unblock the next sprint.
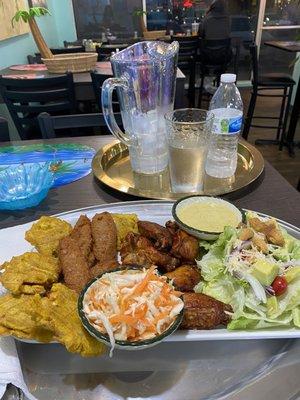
left=205, top=73, right=243, bottom=178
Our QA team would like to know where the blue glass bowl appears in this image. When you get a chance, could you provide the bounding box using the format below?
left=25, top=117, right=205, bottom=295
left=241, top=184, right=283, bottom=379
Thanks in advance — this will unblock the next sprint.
left=0, top=163, right=54, bottom=210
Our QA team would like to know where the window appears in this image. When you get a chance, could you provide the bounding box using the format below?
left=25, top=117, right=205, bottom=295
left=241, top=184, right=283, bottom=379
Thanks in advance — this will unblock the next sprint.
left=264, top=0, right=300, bottom=26
left=72, top=0, right=143, bottom=39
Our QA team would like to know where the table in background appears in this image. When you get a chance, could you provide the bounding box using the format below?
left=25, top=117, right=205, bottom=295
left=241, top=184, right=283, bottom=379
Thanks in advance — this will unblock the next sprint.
left=0, top=136, right=299, bottom=400
left=0, top=62, right=186, bottom=109
left=264, top=41, right=300, bottom=155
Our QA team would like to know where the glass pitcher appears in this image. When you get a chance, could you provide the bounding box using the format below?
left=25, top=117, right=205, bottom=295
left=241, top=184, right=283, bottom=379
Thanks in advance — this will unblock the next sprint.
left=101, top=41, right=179, bottom=175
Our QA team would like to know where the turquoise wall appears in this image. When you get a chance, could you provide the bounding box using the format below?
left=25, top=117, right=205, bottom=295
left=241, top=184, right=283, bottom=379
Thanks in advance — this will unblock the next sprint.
left=0, top=0, right=77, bottom=69
left=0, top=0, right=77, bottom=139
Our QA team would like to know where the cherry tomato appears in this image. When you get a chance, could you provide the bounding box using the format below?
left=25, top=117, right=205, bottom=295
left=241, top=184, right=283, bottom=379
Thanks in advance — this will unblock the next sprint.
left=271, top=276, right=288, bottom=296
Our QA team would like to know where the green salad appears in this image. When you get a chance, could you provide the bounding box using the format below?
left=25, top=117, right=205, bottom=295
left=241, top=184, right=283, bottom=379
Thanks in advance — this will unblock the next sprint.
left=195, top=212, right=300, bottom=330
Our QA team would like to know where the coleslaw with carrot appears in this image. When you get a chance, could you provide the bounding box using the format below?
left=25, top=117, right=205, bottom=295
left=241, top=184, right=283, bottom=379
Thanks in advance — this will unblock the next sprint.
left=83, top=266, right=184, bottom=353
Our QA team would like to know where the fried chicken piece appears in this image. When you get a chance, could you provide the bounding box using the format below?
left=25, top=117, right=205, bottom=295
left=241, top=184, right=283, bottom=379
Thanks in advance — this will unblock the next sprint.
left=91, top=212, right=117, bottom=263
left=239, top=228, right=254, bottom=241
left=249, top=217, right=285, bottom=247
left=59, top=237, right=90, bottom=293
left=138, top=221, right=173, bottom=251
left=120, top=232, right=180, bottom=272
left=39, top=284, right=105, bottom=357
left=0, top=293, right=53, bottom=342
left=70, top=215, right=95, bottom=267
left=90, top=259, right=120, bottom=279
left=165, top=221, right=178, bottom=236
left=252, top=234, right=269, bottom=254
left=180, top=293, right=232, bottom=330
left=166, top=221, right=199, bottom=262
left=170, top=230, right=199, bottom=262
left=112, top=213, right=139, bottom=250
left=0, top=252, right=60, bottom=295
left=165, top=265, right=201, bottom=292
left=25, top=216, right=72, bottom=257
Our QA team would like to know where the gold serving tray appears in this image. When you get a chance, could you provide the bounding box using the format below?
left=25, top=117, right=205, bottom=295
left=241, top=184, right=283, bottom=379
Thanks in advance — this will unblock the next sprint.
left=92, top=140, right=264, bottom=200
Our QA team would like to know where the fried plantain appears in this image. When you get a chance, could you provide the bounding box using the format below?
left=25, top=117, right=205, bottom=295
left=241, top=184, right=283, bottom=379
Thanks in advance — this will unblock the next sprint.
left=0, top=252, right=60, bottom=295
left=25, top=216, right=72, bottom=257
left=112, top=213, right=139, bottom=250
left=0, top=293, right=53, bottom=342
left=39, top=284, right=106, bottom=357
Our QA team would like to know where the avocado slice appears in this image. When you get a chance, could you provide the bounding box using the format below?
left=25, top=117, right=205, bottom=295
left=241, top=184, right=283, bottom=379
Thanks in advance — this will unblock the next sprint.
left=251, top=260, right=279, bottom=286
left=284, top=266, right=300, bottom=284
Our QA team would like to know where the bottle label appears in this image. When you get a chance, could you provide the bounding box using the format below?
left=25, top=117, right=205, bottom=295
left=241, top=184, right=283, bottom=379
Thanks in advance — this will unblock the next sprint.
left=210, top=110, right=243, bottom=135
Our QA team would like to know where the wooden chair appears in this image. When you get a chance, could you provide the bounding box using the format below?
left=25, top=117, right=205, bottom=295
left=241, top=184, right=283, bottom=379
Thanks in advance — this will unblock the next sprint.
left=0, top=73, right=76, bottom=140
left=171, top=35, right=199, bottom=107
left=0, top=117, right=10, bottom=142
left=242, top=44, right=295, bottom=148
left=38, top=112, right=122, bottom=139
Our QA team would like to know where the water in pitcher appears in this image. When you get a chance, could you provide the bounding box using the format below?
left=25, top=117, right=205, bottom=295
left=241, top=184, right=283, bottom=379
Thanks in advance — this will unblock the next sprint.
left=124, top=109, right=169, bottom=174
left=168, top=139, right=207, bottom=193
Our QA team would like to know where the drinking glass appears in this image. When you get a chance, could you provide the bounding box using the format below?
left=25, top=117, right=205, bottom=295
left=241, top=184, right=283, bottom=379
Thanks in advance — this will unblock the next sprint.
left=165, top=109, right=213, bottom=193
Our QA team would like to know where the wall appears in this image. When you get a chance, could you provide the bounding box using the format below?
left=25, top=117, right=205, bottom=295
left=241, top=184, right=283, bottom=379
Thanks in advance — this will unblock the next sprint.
left=0, top=0, right=77, bottom=68
left=0, top=0, right=77, bottom=139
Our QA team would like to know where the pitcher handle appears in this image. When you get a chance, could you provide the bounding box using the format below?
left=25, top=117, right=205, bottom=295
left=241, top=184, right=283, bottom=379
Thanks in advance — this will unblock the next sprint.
left=101, top=77, right=130, bottom=146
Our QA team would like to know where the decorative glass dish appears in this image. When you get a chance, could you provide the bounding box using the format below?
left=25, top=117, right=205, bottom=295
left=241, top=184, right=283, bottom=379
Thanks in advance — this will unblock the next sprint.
left=0, top=163, right=54, bottom=210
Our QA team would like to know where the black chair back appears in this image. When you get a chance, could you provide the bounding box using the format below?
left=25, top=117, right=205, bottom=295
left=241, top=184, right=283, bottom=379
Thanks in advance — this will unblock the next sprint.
left=0, top=73, right=76, bottom=140
left=249, top=43, right=259, bottom=88
left=95, top=44, right=128, bottom=62
left=51, top=46, right=85, bottom=54
left=0, top=117, right=10, bottom=142
left=38, top=112, right=122, bottom=139
left=200, top=38, right=232, bottom=69
left=91, top=71, right=119, bottom=112
left=172, top=36, right=198, bottom=64
left=230, top=37, right=242, bottom=77
left=27, top=54, right=42, bottom=64
left=63, top=40, right=83, bottom=48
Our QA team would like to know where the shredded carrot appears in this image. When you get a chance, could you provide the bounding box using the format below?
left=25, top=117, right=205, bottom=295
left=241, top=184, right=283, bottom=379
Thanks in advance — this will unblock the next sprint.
left=83, top=266, right=184, bottom=344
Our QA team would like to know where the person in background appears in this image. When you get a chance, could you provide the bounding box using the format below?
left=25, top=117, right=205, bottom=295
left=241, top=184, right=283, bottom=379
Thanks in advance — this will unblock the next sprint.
left=198, top=0, right=230, bottom=40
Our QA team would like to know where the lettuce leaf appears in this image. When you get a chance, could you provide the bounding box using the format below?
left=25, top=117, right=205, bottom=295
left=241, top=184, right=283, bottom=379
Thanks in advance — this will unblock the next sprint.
left=196, top=214, right=300, bottom=330
left=272, top=230, right=300, bottom=262
left=197, top=226, right=237, bottom=281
